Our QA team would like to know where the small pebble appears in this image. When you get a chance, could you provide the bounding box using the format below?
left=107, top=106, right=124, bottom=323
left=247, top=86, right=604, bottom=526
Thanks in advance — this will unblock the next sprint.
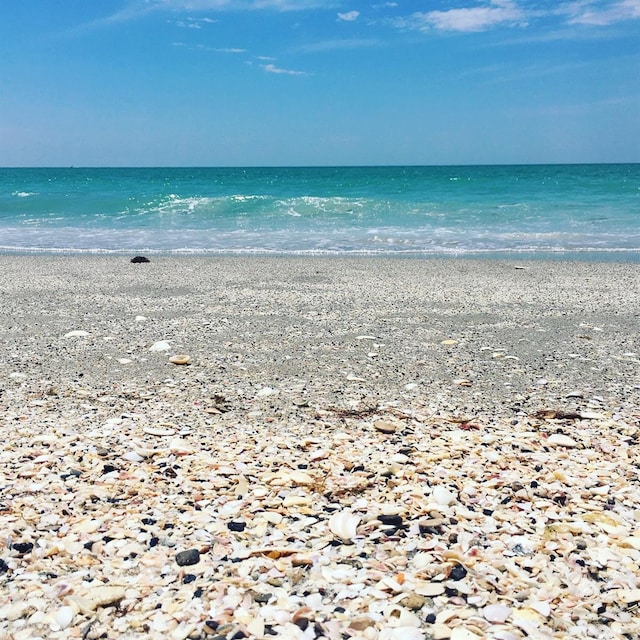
left=176, top=549, right=200, bottom=567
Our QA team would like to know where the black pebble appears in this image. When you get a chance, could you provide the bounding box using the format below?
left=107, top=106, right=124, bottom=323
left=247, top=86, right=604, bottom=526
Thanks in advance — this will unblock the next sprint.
left=131, top=256, right=150, bottom=263
left=183, top=574, right=197, bottom=584
left=425, top=613, right=436, bottom=624
left=378, top=514, right=403, bottom=527
left=227, top=521, right=247, bottom=532
left=102, top=464, right=117, bottom=475
left=175, top=548, right=200, bottom=566
left=449, top=564, right=468, bottom=581
left=0, top=559, right=8, bottom=573
left=12, top=542, right=34, bottom=555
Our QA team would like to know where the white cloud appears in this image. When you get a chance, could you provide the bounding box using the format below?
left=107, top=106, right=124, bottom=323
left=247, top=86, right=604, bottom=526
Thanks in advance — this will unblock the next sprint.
left=403, top=0, right=527, bottom=33
left=215, top=47, right=247, bottom=53
left=564, top=0, right=640, bottom=26
left=261, top=62, right=307, bottom=75
left=337, top=11, right=360, bottom=22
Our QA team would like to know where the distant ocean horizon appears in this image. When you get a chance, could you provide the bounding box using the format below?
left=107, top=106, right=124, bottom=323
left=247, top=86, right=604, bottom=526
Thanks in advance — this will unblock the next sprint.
left=1, top=164, right=638, bottom=260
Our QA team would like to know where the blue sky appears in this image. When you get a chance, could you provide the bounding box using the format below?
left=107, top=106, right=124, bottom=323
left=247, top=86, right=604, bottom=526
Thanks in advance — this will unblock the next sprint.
left=1, top=0, right=639, bottom=166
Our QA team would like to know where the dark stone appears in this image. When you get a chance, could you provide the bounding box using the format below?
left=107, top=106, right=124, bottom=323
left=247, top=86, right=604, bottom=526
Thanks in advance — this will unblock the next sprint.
left=425, top=613, right=436, bottom=624
left=141, top=518, right=156, bottom=526
left=449, top=564, right=468, bottom=581
left=227, top=521, right=247, bottom=532
left=183, top=574, right=197, bottom=584
left=12, top=542, right=34, bottom=555
left=131, top=256, right=150, bottom=263
left=193, top=587, right=203, bottom=598
left=102, top=465, right=117, bottom=475
left=378, top=514, right=403, bottom=527
left=0, top=559, right=8, bottom=573
left=175, top=548, right=200, bottom=567
left=149, top=537, right=159, bottom=547
left=253, top=592, right=273, bottom=604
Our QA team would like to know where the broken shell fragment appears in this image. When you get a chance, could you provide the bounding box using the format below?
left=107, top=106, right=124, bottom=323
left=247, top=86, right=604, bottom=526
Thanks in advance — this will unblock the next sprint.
left=328, top=510, right=361, bottom=541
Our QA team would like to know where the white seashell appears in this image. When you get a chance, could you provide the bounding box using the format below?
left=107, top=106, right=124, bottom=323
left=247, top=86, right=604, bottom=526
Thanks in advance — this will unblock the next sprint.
left=149, top=340, right=171, bottom=352
left=380, top=628, right=425, bottom=640
left=84, top=585, right=126, bottom=610
left=414, top=582, right=446, bottom=597
left=529, top=601, right=551, bottom=617
left=329, top=510, right=361, bottom=541
left=483, top=604, right=512, bottom=623
left=451, top=628, right=483, bottom=640
left=123, top=451, right=144, bottom=463
left=432, top=485, right=457, bottom=506
left=580, top=411, right=604, bottom=420
left=256, top=386, right=275, bottom=396
left=117, top=358, right=132, bottom=364
left=168, top=354, right=191, bottom=365
left=169, top=438, right=194, bottom=455
left=53, top=606, right=74, bottom=630
left=547, top=434, right=578, bottom=448
left=135, top=315, right=147, bottom=322
left=384, top=604, right=422, bottom=628
left=64, top=330, right=89, bottom=338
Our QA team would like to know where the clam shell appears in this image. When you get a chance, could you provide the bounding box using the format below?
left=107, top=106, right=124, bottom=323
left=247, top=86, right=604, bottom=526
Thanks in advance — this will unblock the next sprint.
left=169, top=354, right=191, bottom=365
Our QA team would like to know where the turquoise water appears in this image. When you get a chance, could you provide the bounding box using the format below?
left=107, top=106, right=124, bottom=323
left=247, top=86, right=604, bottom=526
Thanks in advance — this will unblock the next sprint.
left=1, top=165, right=638, bottom=258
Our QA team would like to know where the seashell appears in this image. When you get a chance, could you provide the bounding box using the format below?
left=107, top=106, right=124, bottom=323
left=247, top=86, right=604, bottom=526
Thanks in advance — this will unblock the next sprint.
left=53, top=606, right=74, bottom=630
left=149, top=340, right=171, bottom=352
left=83, top=585, right=126, bottom=611
left=483, top=604, right=512, bottom=623
left=283, top=495, right=313, bottom=507
left=432, top=485, right=457, bottom=506
left=135, top=315, right=147, bottom=322
left=143, top=425, right=176, bottom=436
left=64, top=330, right=89, bottom=338
left=122, top=451, right=144, bottom=463
left=441, top=339, right=458, bottom=345
left=328, top=510, right=361, bottom=541
left=379, top=628, right=426, bottom=640
left=450, top=628, right=483, bottom=640
left=529, top=601, right=551, bottom=617
left=384, top=604, right=422, bottom=627
left=374, top=420, right=397, bottom=434
left=169, top=354, right=190, bottom=365
left=616, top=588, right=640, bottom=604
left=547, top=434, right=578, bottom=448
left=169, top=438, right=194, bottom=455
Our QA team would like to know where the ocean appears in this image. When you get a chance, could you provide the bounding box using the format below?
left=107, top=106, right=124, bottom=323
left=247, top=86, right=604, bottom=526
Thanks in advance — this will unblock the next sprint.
left=1, top=164, right=638, bottom=259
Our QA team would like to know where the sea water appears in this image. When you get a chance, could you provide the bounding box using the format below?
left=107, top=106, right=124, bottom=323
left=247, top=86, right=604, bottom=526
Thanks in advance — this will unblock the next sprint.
left=0, top=165, right=638, bottom=259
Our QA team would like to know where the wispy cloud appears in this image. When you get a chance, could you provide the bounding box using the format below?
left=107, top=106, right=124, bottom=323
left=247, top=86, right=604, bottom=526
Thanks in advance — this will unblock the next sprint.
left=562, top=0, right=640, bottom=26
left=337, top=11, right=359, bottom=22
left=399, top=1, right=527, bottom=33
left=296, top=38, right=380, bottom=53
left=173, top=16, right=217, bottom=28
left=261, top=62, right=308, bottom=75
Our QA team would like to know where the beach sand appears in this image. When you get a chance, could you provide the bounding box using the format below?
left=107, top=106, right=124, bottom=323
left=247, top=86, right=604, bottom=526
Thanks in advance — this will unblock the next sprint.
left=1, top=256, right=639, bottom=639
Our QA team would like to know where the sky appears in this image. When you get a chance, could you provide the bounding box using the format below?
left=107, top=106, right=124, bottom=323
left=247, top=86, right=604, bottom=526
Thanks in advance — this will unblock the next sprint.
left=1, top=0, right=639, bottom=166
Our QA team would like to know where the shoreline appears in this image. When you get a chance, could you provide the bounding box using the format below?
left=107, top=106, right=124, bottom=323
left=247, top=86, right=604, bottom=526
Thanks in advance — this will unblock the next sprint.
left=0, top=250, right=638, bottom=264
left=2, top=255, right=639, bottom=638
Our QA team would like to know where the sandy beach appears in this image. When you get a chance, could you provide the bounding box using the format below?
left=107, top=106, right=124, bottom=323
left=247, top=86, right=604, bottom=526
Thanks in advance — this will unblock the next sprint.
left=1, top=256, right=639, bottom=639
